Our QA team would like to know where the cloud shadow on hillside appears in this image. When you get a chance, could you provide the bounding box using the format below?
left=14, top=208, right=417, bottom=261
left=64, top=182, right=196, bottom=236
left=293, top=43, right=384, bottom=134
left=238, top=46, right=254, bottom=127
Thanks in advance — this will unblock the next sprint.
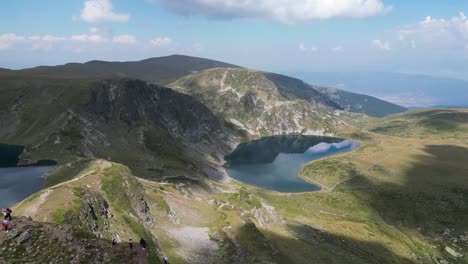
left=345, top=144, right=468, bottom=236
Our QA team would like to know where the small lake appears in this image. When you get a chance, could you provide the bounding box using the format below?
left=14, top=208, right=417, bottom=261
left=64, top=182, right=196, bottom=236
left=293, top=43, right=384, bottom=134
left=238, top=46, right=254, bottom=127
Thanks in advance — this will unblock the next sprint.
left=225, top=136, right=360, bottom=192
left=0, top=166, right=53, bottom=209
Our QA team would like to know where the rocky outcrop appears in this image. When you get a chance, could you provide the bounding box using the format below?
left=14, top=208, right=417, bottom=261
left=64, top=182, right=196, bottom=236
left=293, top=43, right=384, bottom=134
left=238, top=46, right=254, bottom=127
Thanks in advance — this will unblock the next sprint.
left=77, top=190, right=113, bottom=237
left=137, top=197, right=155, bottom=227
left=0, top=217, right=146, bottom=264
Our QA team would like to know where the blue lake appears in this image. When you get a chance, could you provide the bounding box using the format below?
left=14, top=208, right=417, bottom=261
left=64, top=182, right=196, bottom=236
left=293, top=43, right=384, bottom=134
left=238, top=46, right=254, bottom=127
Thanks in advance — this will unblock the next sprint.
left=0, top=166, right=53, bottom=209
left=225, top=136, right=360, bottom=193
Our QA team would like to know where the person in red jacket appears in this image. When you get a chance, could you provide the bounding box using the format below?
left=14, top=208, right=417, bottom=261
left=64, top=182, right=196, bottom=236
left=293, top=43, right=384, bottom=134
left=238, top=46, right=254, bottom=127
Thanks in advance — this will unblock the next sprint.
left=2, top=219, right=8, bottom=233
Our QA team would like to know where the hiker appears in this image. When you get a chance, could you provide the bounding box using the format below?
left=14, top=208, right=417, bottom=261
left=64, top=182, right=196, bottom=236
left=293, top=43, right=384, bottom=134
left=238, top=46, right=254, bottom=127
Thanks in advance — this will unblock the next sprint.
left=2, top=219, right=8, bottom=233
left=129, top=239, right=133, bottom=249
left=162, top=255, right=169, bottom=264
left=4, top=208, right=12, bottom=221
left=112, top=238, right=117, bottom=245
left=139, top=238, right=147, bottom=250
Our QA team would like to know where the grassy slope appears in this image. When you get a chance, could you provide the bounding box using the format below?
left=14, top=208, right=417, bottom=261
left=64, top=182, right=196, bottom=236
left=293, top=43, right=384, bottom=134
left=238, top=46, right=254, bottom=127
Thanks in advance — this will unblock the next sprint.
left=298, top=108, right=468, bottom=263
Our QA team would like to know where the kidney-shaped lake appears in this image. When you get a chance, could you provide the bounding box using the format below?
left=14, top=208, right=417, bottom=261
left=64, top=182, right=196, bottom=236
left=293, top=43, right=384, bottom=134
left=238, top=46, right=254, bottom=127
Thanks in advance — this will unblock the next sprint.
left=225, top=136, right=360, bottom=193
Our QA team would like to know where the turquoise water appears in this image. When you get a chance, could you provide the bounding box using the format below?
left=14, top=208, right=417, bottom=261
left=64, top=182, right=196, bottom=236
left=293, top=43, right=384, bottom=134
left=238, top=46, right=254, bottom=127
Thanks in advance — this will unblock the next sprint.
left=0, top=166, right=53, bottom=209
left=226, top=138, right=360, bottom=193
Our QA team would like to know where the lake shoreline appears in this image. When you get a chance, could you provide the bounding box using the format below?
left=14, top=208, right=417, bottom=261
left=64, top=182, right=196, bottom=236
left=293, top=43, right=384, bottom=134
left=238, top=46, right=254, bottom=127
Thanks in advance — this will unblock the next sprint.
left=297, top=141, right=364, bottom=192
left=0, top=166, right=54, bottom=209
left=225, top=136, right=361, bottom=193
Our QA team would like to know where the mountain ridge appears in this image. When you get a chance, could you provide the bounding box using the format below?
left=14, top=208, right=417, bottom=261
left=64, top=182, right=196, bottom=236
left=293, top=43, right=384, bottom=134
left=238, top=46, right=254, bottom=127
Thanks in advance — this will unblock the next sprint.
left=0, top=76, right=240, bottom=180
left=316, top=86, right=407, bottom=117
left=4, top=55, right=240, bottom=85
left=169, top=68, right=342, bottom=136
left=0, top=55, right=406, bottom=118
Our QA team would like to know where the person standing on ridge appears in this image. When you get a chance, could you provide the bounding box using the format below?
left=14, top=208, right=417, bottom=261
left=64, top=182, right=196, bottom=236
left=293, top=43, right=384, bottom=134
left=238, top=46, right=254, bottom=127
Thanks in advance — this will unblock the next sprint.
left=139, top=238, right=147, bottom=250
left=4, top=208, right=12, bottom=221
left=129, top=238, right=133, bottom=249
left=163, top=255, right=169, bottom=264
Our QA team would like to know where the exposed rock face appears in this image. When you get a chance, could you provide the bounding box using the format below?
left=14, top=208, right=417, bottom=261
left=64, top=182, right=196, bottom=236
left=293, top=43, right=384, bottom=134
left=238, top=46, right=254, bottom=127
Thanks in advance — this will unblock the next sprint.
left=0, top=217, right=146, bottom=264
left=137, top=197, right=155, bottom=227
left=139, top=198, right=150, bottom=214
left=170, top=68, right=340, bottom=136
left=76, top=190, right=113, bottom=237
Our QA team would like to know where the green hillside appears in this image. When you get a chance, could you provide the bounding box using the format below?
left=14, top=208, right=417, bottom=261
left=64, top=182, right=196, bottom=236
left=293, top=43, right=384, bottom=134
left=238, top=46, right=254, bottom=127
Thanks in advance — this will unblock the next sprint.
left=0, top=76, right=239, bottom=179
left=366, top=108, right=468, bottom=138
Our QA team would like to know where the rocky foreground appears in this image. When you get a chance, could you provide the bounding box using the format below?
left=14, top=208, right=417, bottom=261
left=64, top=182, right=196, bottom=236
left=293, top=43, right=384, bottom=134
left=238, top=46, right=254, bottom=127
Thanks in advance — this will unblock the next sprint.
left=0, top=216, right=149, bottom=264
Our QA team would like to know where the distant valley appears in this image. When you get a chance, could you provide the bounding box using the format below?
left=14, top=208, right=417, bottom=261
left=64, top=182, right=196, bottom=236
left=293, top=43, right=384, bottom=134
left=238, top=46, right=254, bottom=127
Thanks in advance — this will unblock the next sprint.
left=288, top=71, right=468, bottom=108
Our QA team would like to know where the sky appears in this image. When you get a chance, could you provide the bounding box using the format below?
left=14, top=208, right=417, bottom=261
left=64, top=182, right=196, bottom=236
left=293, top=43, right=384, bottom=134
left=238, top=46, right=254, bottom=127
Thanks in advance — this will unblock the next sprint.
left=1, top=0, right=468, bottom=79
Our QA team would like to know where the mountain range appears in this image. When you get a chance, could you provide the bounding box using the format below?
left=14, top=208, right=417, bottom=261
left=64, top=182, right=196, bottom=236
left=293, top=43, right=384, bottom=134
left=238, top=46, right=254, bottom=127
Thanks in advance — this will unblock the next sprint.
left=0, top=55, right=407, bottom=176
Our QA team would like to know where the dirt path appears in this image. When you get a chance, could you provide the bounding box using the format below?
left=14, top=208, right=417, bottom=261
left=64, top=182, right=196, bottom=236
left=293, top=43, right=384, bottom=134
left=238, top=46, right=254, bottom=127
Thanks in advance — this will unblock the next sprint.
left=21, top=189, right=53, bottom=216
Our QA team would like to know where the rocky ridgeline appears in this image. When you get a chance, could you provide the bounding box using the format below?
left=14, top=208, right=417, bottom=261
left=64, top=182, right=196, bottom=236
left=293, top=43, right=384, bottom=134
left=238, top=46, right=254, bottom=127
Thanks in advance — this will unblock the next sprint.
left=170, top=68, right=340, bottom=136
left=0, top=217, right=147, bottom=263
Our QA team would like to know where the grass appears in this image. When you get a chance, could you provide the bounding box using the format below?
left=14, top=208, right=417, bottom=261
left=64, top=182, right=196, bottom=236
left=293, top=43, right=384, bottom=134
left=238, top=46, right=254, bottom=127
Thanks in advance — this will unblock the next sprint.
left=44, top=158, right=92, bottom=187
left=101, top=165, right=135, bottom=213
left=367, top=108, right=468, bottom=139
left=300, top=159, right=358, bottom=189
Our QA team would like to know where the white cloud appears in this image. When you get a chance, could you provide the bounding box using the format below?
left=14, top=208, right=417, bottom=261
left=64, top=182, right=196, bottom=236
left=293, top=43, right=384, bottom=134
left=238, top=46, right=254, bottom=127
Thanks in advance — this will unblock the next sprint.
left=28, top=35, right=66, bottom=42
left=298, top=42, right=318, bottom=53
left=397, top=12, right=468, bottom=49
left=0, top=34, right=66, bottom=50
left=332, top=45, right=344, bottom=52
left=70, top=28, right=110, bottom=43
left=112, top=34, right=137, bottom=44
left=77, top=0, right=129, bottom=23
left=152, top=0, right=391, bottom=24
left=150, top=37, right=172, bottom=47
left=0, top=33, right=25, bottom=49
left=371, top=39, right=391, bottom=50
left=71, top=34, right=107, bottom=43
left=30, top=35, right=66, bottom=51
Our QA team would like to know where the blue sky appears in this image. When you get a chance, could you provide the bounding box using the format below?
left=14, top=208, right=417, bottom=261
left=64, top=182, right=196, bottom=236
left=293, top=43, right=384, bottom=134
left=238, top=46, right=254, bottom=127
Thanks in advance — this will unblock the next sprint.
left=1, top=0, right=468, bottom=79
